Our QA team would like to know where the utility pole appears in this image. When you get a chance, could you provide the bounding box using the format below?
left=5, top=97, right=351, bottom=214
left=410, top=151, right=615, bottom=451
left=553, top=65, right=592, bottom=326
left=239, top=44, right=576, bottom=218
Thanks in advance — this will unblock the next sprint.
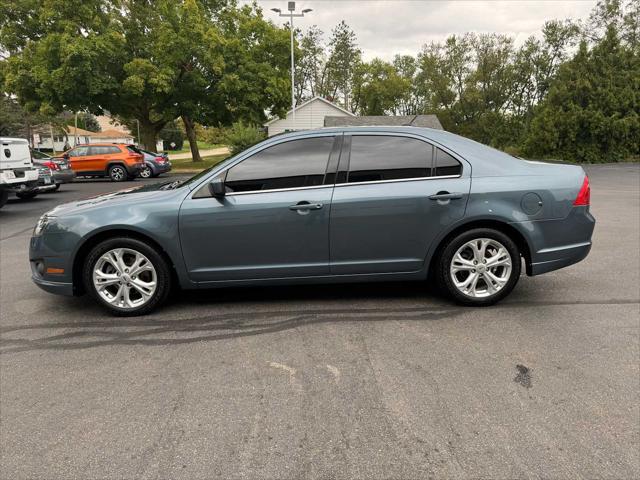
left=271, top=2, right=312, bottom=131
left=74, top=111, right=78, bottom=146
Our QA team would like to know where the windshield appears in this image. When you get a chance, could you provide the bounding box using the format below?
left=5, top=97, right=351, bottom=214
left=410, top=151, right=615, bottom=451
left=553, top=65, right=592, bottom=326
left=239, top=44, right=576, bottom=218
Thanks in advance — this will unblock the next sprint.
left=163, top=154, right=233, bottom=190
left=31, top=150, right=50, bottom=159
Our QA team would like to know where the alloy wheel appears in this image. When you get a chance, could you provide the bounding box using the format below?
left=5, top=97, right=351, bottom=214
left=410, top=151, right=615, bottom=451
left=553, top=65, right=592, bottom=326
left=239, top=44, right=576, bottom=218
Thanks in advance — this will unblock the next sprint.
left=92, top=248, right=157, bottom=309
left=140, top=166, right=152, bottom=178
left=449, top=238, right=512, bottom=298
left=110, top=166, right=125, bottom=181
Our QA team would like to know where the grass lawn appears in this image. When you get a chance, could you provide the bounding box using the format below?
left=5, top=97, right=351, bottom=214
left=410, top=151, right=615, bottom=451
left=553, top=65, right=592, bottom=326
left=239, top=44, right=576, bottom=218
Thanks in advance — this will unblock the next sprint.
left=170, top=140, right=225, bottom=154
left=170, top=153, right=229, bottom=173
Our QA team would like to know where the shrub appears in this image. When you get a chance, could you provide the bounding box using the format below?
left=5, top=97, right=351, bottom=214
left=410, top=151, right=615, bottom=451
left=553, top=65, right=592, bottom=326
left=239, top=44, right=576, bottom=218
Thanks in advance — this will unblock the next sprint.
left=225, top=121, right=265, bottom=155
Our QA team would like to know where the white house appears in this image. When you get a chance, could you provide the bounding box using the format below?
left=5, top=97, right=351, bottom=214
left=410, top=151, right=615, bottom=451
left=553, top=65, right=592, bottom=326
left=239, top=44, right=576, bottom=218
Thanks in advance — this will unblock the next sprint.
left=31, top=125, right=171, bottom=153
left=264, top=96, right=355, bottom=137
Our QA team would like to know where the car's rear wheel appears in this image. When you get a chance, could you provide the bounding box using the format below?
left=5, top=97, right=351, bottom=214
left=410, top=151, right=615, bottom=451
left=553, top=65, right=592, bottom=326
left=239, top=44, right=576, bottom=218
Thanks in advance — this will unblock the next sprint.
left=437, top=228, right=521, bottom=306
left=108, top=165, right=127, bottom=182
left=139, top=165, right=153, bottom=178
left=83, top=237, right=172, bottom=316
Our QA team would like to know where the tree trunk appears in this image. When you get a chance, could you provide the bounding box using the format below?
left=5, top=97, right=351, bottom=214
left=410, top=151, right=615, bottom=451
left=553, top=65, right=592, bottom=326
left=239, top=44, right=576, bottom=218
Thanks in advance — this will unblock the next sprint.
left=139, top=120, right=160, bottom=151
left=181, top=115, right=202, bottom=163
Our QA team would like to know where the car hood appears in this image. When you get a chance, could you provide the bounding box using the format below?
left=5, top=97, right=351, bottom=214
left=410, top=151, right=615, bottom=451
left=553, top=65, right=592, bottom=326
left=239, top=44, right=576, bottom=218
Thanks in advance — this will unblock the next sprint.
left=47, top=182, right=180, bottom=217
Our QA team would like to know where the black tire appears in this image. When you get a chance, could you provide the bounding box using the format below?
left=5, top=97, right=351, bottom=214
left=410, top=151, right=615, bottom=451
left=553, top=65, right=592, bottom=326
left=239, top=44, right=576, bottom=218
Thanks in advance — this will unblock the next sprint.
left=139, top=165, right=153, bottom=179
left=83, top=237, right=172, bottom=316
left=436, top=228, right=521, bottom=306
left=0, top=189, right=8, bottom=209
left=16, top=190, right=38, bottom=200
left=108, top=164, right=128, bottom=182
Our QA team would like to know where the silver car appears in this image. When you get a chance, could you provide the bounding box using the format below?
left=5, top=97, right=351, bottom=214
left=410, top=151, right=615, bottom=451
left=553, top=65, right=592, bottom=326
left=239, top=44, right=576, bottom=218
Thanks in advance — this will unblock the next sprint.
left=30, top=127, right=595, bottom=316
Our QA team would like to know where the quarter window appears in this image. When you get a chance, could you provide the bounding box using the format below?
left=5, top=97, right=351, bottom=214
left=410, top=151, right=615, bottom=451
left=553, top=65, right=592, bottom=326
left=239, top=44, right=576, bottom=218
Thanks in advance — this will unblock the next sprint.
left=225, top=137, right=335, bottom=193
left=347, top=136, right=433, bottom=183
left=435, top=148, right=462, bottom=176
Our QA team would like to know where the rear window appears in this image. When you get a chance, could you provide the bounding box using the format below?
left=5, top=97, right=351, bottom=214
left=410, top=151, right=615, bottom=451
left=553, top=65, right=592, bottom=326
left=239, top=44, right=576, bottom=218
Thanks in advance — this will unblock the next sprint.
left=89, top=146, right=121, bottom=155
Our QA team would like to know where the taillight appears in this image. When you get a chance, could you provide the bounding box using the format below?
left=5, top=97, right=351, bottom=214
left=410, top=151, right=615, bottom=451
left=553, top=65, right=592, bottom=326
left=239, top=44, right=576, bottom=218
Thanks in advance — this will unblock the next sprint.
left=43, top=161, right=59, bottom=170
left=155, top=156, right=165, bottom=163
left=573, top=176, right=590, bottom=206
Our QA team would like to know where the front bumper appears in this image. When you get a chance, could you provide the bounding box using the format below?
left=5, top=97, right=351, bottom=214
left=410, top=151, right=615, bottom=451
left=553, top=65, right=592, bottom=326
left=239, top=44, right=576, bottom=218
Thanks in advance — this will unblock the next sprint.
left=30, top=234, right=76, bottom=296
left=31, top=275, right=74, bottom=296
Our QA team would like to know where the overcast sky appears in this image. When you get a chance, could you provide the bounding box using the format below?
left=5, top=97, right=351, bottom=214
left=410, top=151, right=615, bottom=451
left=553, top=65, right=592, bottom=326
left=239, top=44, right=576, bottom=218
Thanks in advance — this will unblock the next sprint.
left=247, top=0, right=597, bottom=60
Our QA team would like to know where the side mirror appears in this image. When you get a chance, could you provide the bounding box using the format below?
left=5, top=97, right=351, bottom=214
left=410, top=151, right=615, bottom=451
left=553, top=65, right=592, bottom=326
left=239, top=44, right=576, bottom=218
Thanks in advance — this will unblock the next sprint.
left=208, top=176, right=226, bottom=198
left=63, top=153, right=70, bottom=159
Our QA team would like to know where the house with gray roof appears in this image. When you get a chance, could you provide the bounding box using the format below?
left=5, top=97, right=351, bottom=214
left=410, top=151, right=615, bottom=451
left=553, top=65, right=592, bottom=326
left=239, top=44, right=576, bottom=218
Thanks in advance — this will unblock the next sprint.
left=324, top=114, right=443, bottom=130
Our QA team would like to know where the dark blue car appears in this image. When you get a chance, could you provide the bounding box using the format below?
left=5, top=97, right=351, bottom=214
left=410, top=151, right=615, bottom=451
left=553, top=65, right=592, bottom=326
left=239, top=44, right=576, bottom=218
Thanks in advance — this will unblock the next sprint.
left=30, top=127, right=594, bottom=315
left=133, top=147, right=172, bottom=178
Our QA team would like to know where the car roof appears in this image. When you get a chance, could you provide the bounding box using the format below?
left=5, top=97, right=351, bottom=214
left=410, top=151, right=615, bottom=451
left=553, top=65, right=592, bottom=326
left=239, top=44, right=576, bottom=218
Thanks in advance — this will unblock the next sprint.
left=270, top=126, right=525, bottom=176
left=73, top=143, right=128, bottom=147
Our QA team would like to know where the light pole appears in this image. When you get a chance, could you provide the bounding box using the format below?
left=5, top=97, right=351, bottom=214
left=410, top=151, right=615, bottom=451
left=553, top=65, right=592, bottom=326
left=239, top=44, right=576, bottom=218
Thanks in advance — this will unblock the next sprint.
left=271, top=2, right=312, bottom=131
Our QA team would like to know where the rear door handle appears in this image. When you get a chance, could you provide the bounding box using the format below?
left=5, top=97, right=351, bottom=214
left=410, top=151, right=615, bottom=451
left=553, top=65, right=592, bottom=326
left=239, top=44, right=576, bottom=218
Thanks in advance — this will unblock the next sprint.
left=428, top=192, right=463, bottom=201
left=289, top=202, right=323, bottom=211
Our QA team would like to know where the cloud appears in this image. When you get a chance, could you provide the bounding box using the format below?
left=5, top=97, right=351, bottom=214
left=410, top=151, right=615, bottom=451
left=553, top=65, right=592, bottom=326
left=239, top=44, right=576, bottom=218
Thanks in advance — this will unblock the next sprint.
left=248, top=0, right=597, bottom=59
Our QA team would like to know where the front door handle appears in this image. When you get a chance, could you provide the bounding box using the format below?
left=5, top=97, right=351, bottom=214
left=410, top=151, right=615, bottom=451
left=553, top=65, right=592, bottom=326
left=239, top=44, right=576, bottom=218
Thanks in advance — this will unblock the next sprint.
left=428, top=192, right=463, bottom=201
left=289, top=202, right=323, bottom=211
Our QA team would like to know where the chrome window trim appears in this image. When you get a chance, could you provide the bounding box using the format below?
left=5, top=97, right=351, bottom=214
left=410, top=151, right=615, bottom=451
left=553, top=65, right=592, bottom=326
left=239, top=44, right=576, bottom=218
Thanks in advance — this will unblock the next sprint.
left=226, top=184, right=333, bottom=196
left=224, top=174, right=462, bottom=196
left=335, top=174, right=461, bottom=188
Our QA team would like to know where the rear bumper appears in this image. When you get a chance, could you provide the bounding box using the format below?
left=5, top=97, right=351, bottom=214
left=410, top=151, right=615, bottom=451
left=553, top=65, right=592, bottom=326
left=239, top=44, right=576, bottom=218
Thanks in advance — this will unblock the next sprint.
left=530, top=242, right=592, bottom=275
left=150, top=162, right=172, bottom=174
left=53, top=169, right=76, bottom=184
left=512, top=206, right=595, bottom=276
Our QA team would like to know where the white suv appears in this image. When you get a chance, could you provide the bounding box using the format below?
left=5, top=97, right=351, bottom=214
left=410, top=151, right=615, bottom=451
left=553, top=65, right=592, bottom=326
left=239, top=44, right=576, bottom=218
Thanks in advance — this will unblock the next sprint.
left=0, top=137, right=40, bottom=209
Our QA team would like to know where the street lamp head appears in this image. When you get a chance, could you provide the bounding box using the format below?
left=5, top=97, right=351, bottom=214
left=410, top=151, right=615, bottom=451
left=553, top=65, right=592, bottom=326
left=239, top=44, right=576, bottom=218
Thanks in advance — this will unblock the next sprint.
left=271, top=8, right=281, bottom=13
left=302, top=9, right=313, bottom=13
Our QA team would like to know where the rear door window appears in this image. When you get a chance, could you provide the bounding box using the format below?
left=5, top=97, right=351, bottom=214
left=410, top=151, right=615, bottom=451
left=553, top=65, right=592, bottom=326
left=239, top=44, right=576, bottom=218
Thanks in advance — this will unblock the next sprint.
left=225, top=136, right=335, bottom=193
left=347, top=136, right=433, bottom=183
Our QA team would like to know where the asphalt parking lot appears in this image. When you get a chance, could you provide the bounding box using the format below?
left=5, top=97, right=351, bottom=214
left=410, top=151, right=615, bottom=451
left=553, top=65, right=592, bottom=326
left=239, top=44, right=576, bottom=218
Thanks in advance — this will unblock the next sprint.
left=1, top=165, right=638, bottom=479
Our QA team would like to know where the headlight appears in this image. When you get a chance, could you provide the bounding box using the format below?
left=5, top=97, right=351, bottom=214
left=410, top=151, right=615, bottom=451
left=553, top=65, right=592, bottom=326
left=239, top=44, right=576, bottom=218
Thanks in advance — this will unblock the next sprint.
left=33, top=214, right=55, bottom=236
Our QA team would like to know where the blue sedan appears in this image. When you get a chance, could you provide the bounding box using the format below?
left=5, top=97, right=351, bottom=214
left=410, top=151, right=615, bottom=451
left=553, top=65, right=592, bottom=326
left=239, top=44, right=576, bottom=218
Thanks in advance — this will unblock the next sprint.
left=30, top=127, right=594, bottom=315
left=133, top=147, right=172, bottom=178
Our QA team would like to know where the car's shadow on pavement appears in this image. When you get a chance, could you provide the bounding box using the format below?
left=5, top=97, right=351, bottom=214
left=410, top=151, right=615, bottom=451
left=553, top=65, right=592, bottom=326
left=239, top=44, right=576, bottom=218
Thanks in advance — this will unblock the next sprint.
left=1, top=282, right=467, bottom=355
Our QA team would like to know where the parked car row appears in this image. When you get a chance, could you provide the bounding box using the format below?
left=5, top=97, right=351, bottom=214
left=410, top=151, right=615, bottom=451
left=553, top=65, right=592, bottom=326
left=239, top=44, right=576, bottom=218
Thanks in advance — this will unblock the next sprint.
left=59, top=143, right=171, bottom=182
left=1, top=137, right=172, bottom=209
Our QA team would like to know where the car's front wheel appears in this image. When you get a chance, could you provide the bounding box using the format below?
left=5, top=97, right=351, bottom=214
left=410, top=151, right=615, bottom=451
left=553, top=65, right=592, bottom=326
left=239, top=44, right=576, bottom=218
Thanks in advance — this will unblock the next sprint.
left=437, top=228, right=521, bottom=306
left=83, top=237, right=172, bottom=316
left=108, top=165, right=127, bottom=182
left=0, top=189, right=8, bottom=208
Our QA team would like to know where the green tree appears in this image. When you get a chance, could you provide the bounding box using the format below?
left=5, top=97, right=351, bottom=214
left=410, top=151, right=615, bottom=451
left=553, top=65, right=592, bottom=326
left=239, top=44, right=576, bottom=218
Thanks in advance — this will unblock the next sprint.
left=1, top=0, right=290, bottom=162
left=524, top=27, right=640, bottom=162
left=325, top=21, right=362, bottom=111
left=352, top=58, right=411, bottom=115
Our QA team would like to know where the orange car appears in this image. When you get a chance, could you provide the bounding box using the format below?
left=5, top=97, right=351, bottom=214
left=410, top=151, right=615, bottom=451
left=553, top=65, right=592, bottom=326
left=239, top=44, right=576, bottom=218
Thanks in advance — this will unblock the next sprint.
left=62, top=143, right=145, bottom=182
